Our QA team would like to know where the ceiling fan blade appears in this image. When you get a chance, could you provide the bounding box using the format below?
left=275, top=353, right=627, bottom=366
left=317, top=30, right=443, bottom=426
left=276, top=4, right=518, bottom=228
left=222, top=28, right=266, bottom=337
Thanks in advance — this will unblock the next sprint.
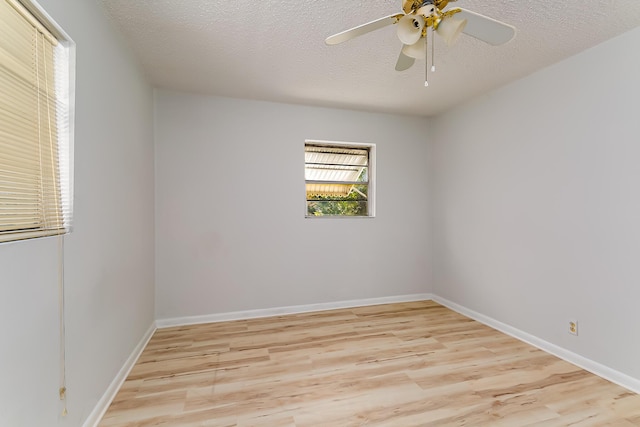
left=395, top=49, right=415, bottom=71
left=456, top=8, right=516, bottom=46
left=325, top=14, right=403, bottom=45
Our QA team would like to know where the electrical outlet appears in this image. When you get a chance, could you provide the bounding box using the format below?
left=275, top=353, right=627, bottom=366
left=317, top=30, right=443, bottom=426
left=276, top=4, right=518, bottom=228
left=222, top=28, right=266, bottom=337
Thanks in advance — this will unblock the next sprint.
left=568, top=320, right=578, bottom=336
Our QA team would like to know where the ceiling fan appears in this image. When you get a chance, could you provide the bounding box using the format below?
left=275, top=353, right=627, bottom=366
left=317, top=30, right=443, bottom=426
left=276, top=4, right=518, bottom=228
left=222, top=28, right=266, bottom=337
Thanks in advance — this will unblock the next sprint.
left=325, top=0, right=516, bottom=85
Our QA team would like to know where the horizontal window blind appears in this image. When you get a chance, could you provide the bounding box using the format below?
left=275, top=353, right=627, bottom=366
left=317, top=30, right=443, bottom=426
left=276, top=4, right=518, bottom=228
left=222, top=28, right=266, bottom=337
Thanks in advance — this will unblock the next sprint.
left=0, top=0, right=71, bottom=243
left=305, top=144, right=369, bottom=195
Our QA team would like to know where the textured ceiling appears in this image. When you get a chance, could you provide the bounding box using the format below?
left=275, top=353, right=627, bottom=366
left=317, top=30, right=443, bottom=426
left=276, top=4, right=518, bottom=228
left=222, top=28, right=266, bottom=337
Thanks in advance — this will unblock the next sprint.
left=100, top=0, right=640, bottom=117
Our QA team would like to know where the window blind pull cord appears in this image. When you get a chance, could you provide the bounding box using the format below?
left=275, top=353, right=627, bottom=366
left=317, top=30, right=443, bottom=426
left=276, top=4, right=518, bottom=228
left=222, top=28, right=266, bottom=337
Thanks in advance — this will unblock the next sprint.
left=44, top=38, right=67, bottom=416
left=58, top=234, right=68, bottom=417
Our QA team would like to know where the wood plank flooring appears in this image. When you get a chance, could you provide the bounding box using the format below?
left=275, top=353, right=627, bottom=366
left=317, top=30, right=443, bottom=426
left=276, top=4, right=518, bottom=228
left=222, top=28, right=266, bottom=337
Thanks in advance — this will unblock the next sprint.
left=99, top=301, right=640, bottom=426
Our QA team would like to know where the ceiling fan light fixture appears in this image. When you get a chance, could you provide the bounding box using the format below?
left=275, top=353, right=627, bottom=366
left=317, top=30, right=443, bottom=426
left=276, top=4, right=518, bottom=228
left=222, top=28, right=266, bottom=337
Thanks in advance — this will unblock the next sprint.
left=436, top=16, right=467, bottom=46
left=397, top=14, right=425, bottom=45
left=402, top=39, right=425, bottom=59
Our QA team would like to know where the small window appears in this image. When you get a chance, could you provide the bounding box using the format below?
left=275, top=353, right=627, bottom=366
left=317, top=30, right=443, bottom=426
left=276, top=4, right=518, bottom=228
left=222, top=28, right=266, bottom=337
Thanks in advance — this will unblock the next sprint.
left=305, top=141, right=375, bottom=217
left=0, top=0, right=74, bottom=243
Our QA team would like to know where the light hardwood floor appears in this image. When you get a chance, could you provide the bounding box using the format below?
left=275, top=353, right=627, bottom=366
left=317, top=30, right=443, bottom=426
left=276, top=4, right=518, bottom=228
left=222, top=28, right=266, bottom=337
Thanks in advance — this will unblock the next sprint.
left=99, top=301, right=640, bottom=426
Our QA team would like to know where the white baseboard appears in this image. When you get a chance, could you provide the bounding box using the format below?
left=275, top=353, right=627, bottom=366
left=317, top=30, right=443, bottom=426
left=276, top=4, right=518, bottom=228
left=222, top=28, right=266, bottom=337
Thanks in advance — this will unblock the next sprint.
left=431, top=295, right=640, bottom=395
left=82, top=322, right=157, bottom=427
left=156, top=293, right=434, bottom=329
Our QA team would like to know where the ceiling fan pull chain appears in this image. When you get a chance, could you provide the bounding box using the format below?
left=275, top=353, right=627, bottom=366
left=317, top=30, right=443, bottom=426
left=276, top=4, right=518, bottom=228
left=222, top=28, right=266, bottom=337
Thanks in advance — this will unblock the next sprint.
left=431, top=26, right=436, bottom=72
left=424, top=32, right=429, bottom=87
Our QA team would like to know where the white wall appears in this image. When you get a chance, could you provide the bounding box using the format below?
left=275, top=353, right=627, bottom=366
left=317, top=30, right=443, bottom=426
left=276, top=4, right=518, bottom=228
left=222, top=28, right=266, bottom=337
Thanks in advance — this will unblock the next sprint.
left=0, top=1, right=155, bottom=426
left=431, top=27, right=640, bottom=381
left=154, top=91, right=432, bottom=320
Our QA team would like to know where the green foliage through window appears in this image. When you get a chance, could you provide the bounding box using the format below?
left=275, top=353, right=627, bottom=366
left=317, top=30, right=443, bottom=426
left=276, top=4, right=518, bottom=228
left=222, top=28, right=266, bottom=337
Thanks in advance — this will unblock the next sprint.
left=307, top=183, right=368, bottom=216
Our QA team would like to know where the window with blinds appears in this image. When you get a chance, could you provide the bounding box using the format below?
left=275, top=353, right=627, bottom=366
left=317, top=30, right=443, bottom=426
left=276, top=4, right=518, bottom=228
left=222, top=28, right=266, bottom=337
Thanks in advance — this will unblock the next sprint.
left=0, top=0, right=73, bottom=243
left=305, top=141, right=375, bottom=217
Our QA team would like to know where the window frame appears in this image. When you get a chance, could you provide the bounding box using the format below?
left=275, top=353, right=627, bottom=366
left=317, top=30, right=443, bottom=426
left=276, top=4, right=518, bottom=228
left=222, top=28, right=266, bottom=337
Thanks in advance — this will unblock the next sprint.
left=304, top=139, right=376, bottom=218
left=0, top=0, right=75, bottom=244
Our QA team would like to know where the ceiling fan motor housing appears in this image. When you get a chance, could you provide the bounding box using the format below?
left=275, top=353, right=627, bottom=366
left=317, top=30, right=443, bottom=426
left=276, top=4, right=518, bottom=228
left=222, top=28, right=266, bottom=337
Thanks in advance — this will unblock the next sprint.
left=418, top=0, right=436, bottom=13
